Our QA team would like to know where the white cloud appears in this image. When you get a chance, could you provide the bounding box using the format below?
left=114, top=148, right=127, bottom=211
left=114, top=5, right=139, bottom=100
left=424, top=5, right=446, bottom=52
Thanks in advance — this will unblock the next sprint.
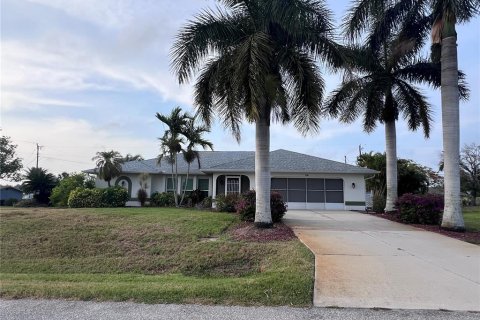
left=2, top=116, right=157, bottom=175
left=1, top=92, right=89, bottom=111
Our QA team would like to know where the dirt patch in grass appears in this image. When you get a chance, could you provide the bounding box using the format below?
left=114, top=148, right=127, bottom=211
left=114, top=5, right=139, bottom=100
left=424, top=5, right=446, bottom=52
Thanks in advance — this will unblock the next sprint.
left=367, top=212, right=480, bottom=245
left=229, top=222, right=296, bottom=242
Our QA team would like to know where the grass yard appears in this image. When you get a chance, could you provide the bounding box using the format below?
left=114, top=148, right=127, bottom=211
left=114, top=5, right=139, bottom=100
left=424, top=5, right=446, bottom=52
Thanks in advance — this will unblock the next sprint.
left=0, top=207, right=314, bottom=306
left=464, top=206, right=480, bottom=232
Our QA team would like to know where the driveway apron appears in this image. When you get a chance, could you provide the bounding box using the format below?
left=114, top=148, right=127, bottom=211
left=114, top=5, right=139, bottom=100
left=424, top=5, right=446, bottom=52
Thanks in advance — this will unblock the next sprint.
left=284, top=210, right=480, bottom=311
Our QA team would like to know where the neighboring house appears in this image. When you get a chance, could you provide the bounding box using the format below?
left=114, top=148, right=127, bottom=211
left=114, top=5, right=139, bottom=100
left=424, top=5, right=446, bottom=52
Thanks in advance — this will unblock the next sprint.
left=84, top=149, right=377, bottom=210
left=0, top=186, right=23, bottom=205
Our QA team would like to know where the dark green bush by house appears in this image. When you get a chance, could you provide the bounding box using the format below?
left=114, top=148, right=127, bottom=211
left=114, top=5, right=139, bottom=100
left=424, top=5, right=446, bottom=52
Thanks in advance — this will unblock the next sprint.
left=395, top=193, right=444, bottom=225
left=68, top=187, right=128, bottom=208
left=150, top=192, right=176, bottom=207
left=3, top=198, right=19, bottom=206
left=235, top=190, right=287, bottom=222
left=50, top=173, right=95, bottom=207
left=101, top=187, right=129, bottom=207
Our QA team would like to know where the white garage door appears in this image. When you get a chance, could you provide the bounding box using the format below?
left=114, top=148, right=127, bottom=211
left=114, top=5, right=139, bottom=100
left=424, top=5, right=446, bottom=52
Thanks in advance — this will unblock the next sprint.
left=271, top=178, right=344, bottom=210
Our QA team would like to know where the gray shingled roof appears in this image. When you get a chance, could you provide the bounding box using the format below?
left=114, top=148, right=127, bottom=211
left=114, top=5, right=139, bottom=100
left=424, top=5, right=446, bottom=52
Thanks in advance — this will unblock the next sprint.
left=203, top=149, right=377, bottom=174
left=84, top=149, right=377, bottom=175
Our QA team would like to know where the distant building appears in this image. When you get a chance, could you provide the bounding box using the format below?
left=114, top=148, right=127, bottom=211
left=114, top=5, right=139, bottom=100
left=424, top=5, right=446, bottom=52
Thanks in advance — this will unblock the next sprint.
left=0, top=186, right=23, bottom=205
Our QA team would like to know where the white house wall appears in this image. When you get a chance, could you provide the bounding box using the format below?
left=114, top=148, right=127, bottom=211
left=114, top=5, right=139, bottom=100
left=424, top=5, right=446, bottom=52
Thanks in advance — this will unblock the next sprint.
left=95, top=172, right=367, bottom=210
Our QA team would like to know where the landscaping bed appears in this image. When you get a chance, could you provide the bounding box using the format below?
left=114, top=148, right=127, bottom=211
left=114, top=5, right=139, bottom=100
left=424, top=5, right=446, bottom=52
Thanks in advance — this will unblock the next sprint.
left=367, top=207, right=480, bottom=245
left=0, top=207, right=314, bottom=306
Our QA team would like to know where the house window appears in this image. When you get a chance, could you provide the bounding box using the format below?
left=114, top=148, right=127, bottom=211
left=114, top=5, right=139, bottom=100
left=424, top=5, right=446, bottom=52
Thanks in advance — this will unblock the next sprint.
left=166, top=177, right=176, bottom=192
left=181, top=177, right=194, bottom=191
left=197, top=178, right=209, bottom=197
left=226, top=176, right=240, bottom=194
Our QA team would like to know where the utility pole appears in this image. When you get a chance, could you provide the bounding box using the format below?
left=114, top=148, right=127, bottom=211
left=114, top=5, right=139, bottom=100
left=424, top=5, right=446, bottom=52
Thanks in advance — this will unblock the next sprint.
left=359, top=145, right=363, bottom=157
left=36, top=143, right=43, bottom=168
left=344, top=155, right=347, bottom=164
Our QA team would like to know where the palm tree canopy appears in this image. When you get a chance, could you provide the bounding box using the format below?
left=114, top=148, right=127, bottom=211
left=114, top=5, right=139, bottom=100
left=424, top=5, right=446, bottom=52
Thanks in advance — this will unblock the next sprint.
left=171, top=0, right=346, bottom=140
left=155, top=107, right=192, bottom=138
left=92, top=150, right=123, bottom=183
left=327, top=1, right=470, bottom=137
left=121, top=154, right=144, bottom=162
left=22, top=167, right=57, bottom=204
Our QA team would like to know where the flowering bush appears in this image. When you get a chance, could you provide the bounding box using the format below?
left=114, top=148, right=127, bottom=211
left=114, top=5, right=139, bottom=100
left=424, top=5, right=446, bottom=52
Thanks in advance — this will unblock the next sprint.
left=235, top=190, right=287, bottom=222
left=395, top=193, right=444, bottom=225
left=215, top=193, right=240, bottom=212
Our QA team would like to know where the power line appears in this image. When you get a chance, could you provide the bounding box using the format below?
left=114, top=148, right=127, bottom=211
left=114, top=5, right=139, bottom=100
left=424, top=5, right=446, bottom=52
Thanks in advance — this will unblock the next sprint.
left=41, top=156, right=91, bottom=165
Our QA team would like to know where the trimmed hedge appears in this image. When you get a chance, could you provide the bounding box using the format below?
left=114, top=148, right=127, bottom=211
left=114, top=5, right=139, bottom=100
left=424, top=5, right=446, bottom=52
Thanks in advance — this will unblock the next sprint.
left=68, top=187, right=128, bottom=208
left=235, top=190, right=287, bottom=222
left=394, top=193, right=444, bottom=225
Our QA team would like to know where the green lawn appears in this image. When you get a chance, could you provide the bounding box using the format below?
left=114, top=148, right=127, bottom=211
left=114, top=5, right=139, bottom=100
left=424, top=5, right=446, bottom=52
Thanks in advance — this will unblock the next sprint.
left=0, top=207, right=314, bottom=306
left=464, top=206, right=480, bottom=232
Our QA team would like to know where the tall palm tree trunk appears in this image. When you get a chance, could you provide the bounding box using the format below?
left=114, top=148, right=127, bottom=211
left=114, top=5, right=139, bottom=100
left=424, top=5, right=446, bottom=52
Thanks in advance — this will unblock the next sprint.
left=254, top=116, right=272, bottom=228
left=384, top=120, right=398, bottom=212
left=180, top=163, right=190, bottom=206
left=440, top=35, right=465, bottom=230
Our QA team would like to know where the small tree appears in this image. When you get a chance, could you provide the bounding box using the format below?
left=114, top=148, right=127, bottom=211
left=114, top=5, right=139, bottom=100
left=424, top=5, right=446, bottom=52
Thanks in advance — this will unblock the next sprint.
left=22, top=167, right=57, bottom=204
left=460, top=143, right=480, bottom=205
left=179, top=120, right=213, bottom=206
left=0, top=136, right=23, bottom=181
left=92, top=150, right=123, bottom=187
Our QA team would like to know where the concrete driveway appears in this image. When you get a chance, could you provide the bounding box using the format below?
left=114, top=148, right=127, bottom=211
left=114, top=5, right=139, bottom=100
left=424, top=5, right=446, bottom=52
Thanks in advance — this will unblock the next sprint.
left=284, top=210, right=480, bottom=311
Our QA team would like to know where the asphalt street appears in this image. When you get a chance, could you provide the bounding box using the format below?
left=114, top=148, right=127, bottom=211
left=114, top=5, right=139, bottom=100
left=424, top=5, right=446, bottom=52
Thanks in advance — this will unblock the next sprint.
left=1, top=299, right=479, bottom=320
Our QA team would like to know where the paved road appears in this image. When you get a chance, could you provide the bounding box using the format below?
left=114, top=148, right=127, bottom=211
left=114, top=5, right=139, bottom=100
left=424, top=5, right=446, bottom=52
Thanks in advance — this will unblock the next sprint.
left=1, top=299, right=479, bottom=320
left=284, top=210, right=480, bottom=311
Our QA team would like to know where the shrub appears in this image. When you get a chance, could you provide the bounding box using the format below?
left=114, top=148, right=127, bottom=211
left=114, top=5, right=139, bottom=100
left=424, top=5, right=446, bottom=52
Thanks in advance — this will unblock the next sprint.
left=137, top=189, right=148, bottom=207
left=215, top=193, right=240, bottom=212
left=3, top=198, right=19, bottom=206
left=68, top=187, right=128, bottom=208
left=199, top=196, right=212, bottom=209
left=50, top=173, right=94, bottom=207
left=270, top=192, right=288, bottom=222
left=235, top=190, right=256, bottom=220
left=68, top=188, right=103, bottom=208
left=372, top=188, right=386, bottom=213
left=188, top=189, right=206, bottom=206
left=151, top=192, right=176, bottom=207
left=395, top=193, right=444, bottom=225
left=235, top=190, right=287, bottom=222
left=101, top=187, right=129, bottom=207
left=13, top=199, right=46, bottom=207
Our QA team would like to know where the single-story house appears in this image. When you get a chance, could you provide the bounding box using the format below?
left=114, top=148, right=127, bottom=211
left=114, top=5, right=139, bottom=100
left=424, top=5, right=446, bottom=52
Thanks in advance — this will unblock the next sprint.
left=0, top=186, right=23, bottom=205
left=84, top=149, right=377, bottom=210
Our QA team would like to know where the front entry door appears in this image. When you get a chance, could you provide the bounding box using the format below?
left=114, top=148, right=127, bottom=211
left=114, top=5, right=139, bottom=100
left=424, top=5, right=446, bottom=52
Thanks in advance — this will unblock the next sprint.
left=226, top=176, right=240, bottom=194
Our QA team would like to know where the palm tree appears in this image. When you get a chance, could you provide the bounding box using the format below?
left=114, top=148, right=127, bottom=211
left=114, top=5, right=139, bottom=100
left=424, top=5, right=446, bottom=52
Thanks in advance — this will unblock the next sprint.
left=156, top=107, right=192, bottom=206
left=22, top=167, right=57, bottom=204
left=430, top=0, right=478, bottom=230
left=343, top=0, right=477, bottom=226
left=121, top=154, right=144, bottom=162
left=172, top=0, right=343, bottom=227
left=327, top=43, right=435, bottom=211
left=179, top=120, right=213, bottom=205
left=158, top=133, right=184, bottom=206
left=92, top=151, right=123, bottom=187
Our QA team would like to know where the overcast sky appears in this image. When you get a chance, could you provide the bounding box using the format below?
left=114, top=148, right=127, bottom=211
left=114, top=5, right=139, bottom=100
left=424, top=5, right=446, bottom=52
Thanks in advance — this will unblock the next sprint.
left=1, top=0, right=479, bottom=179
